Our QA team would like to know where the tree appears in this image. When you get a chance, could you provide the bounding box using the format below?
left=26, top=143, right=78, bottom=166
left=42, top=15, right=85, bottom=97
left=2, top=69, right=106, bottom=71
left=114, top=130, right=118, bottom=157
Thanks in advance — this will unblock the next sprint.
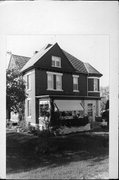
left=6, top=69, right=27, bottom=121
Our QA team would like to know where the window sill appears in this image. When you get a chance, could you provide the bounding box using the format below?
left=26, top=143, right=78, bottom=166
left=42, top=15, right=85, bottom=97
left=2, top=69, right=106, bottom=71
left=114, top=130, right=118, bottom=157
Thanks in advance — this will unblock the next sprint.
left=88, top=91, right=100, bottom=93
left=73, top=90, right=79, bottom=92
left=26, top=89, right=31, bottom=92
left=27, top=116, right=31, bottom=118
left=47, top=88, right=63, bottom=91
left=52, top=65, right=61, bottom=68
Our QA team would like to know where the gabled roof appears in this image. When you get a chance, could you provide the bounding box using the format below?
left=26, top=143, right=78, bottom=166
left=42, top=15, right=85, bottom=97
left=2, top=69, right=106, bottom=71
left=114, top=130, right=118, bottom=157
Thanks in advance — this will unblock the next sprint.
left=62, top=49, right=88, bottom=74
left=21, top=43, right=54, bottom=72
left=84, top=63, right=102, bottom=76
left=20, top=42, right=102, bottom=77
left=8, top=54, right=30, bottom=71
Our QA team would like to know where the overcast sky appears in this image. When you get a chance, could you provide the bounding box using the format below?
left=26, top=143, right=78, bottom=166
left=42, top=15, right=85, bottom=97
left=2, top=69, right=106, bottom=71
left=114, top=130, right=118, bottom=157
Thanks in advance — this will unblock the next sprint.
left=4, top=0, right=115, bottom=88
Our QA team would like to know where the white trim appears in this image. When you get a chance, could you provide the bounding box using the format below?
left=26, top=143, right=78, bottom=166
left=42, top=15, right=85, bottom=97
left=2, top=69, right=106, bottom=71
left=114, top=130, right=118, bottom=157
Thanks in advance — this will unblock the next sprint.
left=73, top=90, right=79, bottom=92
left=73, top=75, right=79, bottom=91
left=88, top=90, right=100, bottom=93
left=26, top=71, right=32, bottom=76
left=46, top=71, right=63, bottom=76
left=27, top=98, right=31, bottom=118
left=72, top=74, right=79, bottom=78
left=88, top=77, right=100, bottom=79
left=52, top=56, right=61, bottom=68
left=47, top=88, right=63, bottom=91
left=26, top=73, right=31, bottom=91
left=47, top=73, right=54, bottom=90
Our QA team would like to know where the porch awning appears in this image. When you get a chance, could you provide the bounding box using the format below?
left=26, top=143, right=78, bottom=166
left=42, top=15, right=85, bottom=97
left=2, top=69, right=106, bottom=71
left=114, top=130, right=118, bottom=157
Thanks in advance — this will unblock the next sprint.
left=54, top=100, right=84, bottom=111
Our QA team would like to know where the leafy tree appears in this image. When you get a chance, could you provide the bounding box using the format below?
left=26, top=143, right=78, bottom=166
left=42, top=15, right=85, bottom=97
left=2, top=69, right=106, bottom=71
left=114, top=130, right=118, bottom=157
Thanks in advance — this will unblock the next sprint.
left=6, top=69, right=27, bottom=121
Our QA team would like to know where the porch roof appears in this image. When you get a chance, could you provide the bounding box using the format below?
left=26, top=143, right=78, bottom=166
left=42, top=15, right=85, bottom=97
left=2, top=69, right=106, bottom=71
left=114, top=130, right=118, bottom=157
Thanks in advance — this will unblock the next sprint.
left=35, top=95, right=101, bottom=100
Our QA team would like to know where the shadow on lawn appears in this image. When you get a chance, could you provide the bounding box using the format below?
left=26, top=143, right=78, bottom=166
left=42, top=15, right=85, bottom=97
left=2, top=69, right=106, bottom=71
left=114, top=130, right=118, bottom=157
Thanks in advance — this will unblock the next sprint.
left=6, top=132, right=109, bottom=174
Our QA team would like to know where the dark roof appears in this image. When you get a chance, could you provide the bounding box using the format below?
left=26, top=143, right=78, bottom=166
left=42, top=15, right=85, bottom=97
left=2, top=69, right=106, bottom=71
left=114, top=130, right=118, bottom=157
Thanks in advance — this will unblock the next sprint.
left=84, top=63, right=102, bottom=76
left=62, top=49, right=88, bottom=74
left=20, top=42, right=102, bottom=76
left=12, top=54, right=30, bottom=70
left=21, top=44, right=54, bottom=72
left=8, top=54, right=30, bottom=71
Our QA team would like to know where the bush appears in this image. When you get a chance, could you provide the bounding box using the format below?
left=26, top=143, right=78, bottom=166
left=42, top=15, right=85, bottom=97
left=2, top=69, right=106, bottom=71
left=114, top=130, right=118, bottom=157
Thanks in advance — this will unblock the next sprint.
left=95, top=116, right=102, bottom=122
left=59, top=116, right=89, bottom=127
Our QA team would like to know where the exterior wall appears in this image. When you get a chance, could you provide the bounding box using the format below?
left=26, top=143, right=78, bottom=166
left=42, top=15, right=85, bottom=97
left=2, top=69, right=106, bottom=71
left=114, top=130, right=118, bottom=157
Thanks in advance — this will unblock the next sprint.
left=88, top=92, right=100, bottom=97
left=23, top=69, right=36, bottom=125
left=35, top=69, right=87, bottom=96
left=35, top=43, right=75, bottom=73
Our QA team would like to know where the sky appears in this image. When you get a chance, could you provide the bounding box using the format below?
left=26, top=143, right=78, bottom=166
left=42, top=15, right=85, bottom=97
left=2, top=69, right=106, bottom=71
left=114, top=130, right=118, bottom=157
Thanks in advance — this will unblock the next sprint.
left=0, top=1, right=117, bottom=89
left=6, top=34, right=109, bottom=87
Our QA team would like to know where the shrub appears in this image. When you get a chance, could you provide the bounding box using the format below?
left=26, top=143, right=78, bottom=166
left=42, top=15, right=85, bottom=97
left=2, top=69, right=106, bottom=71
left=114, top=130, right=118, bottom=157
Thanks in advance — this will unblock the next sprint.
left=59, top=116, right=89, bottom=127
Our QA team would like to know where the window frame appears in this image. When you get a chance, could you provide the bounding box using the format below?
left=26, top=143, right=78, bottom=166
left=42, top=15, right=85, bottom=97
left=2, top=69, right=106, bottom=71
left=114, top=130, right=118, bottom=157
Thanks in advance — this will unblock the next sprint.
left=47, top=71, right=63, bottom=91
left=52, top=56, right=61, bottom=68
left=56, top=74, right=62, bottom=91
left=47, top=73, right=54, bottom=90
left=27, top=98, right=31, bottom=118
left=73, top=75, right=79, bottom=92
left=88, top=77, right=100, bottom=92
left=26, top=73, right=31, bottom=90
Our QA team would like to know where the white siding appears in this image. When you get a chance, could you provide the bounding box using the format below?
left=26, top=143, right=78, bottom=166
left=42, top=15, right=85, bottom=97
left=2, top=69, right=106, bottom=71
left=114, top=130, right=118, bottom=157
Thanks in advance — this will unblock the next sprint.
left=23, top=69, right=36, bottom=124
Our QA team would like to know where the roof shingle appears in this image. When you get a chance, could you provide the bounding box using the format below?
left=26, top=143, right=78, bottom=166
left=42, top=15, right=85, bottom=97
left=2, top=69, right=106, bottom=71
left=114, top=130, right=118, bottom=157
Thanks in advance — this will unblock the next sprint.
left=62, top=49, right=88, bottom=74
left=8, top=54, right=30, bottom=71
left=20, top=42, right=102, bottom=77
left=84, top=63, right=102, bottom=76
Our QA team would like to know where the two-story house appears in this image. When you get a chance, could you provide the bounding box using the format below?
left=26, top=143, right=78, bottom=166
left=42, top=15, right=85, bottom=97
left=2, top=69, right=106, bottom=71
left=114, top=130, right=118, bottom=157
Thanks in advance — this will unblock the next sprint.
left=20, top=43, right=102, bottom=128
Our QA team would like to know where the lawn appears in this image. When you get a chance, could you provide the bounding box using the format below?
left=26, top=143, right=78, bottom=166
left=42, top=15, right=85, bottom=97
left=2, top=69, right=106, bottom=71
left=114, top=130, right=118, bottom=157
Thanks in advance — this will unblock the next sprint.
left=6, top=131, right=109, bottom=179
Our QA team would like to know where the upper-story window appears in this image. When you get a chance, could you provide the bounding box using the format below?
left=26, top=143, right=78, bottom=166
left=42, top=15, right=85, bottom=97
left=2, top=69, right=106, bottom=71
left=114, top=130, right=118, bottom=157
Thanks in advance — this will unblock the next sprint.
left=88, top=77, right=99, bottom=92
left=56, top=75, right=62, bottom=90
left=47, top=73, right=54, bottom=90
left=73, top=75, right=79, bottom=92
left=52, top=56, right=61, bottom=68
left=26, top=73, right=31, bottom=90
left=47, top=71, right=63, bottom=91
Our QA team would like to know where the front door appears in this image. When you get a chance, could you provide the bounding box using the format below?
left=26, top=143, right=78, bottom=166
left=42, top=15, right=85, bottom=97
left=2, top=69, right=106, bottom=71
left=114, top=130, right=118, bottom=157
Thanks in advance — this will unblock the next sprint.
left=38, top=100, right=50, bottom=130
left=87, top=103, right=93, bottom=122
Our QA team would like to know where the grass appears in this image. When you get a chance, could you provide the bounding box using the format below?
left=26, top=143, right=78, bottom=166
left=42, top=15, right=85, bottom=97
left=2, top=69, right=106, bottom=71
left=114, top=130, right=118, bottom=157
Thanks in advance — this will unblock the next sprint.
left=6, top=131, right=109, bottom=179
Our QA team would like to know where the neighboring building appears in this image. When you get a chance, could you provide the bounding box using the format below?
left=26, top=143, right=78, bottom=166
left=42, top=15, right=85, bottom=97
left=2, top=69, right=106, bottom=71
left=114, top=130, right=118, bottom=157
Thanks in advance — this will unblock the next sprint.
left=7, top=52, right=30, bottom=121
left=20, top=43, right=102, bottom=128
left=7, top=52, right=30, bottom=71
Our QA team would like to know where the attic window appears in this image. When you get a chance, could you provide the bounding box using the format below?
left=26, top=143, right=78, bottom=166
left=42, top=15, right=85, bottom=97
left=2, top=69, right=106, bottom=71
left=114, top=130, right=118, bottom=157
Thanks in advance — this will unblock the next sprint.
left=52, top=56, right=61, bottom=68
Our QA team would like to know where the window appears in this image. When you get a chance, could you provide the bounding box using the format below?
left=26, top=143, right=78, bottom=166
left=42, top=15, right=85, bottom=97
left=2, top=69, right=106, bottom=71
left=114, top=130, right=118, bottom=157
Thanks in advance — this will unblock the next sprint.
left=88, top=77, right=99, bottom=92
left=27, top=99, right=31, bottom=117
left=47, top=72, right=63, bottom=91
left=47, top=73, right=53, bottom=90
left=52, top=56, right=61, bottom=68
left=26, top=74, right=31, bottom=90
left=94, top=78, right=98, bottom=91
left=56, top=75, right=62, bottom=90
left=73, top=75, right=79, bottom=91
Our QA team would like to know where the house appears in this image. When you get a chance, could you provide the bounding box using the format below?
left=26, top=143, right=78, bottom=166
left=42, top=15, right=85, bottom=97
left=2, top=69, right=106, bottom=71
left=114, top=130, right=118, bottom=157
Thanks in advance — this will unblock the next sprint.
left=7, top=51, right=30, bottom=71
left=7, top=52, right=30, bottom=121
left=20, top=43, right=102, bottom=129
